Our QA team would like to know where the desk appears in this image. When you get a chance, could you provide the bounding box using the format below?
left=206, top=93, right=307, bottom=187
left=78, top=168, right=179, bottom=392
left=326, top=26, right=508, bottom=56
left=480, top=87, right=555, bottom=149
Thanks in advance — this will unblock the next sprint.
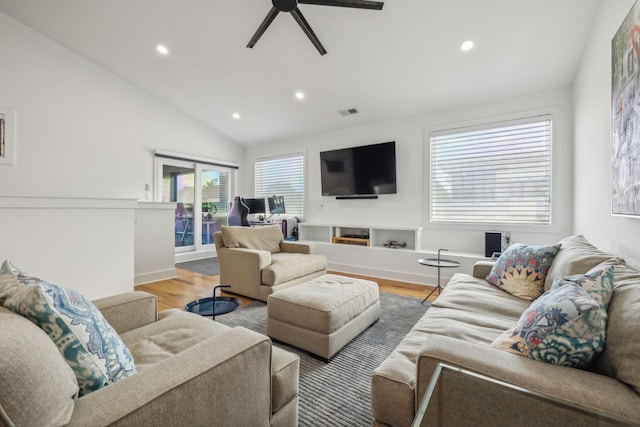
left=418, top=249, right=460, bottom=304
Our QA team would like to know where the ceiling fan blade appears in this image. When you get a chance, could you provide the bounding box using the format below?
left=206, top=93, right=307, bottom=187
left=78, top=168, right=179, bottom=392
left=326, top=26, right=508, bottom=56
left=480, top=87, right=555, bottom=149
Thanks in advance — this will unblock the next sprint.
left=247, top=7, right=280, bottom=48
left=299, top=0, right=383, bottom=10
left=290, top=8, right=327, bottom=55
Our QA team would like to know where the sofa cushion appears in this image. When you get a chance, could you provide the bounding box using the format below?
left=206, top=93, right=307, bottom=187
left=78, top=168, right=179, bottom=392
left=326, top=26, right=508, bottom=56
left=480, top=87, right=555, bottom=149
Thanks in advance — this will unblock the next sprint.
left=491, top=283, right=604, bottom=367
left=271, top=346, right=300, bottom=413
left=262, top=252, right=327, bottom=286
left=0, top=307, right=78, bottom=427
left=432, top=273, right=531, bottom=321
left=3, top=265, right=136, bottom=396
left=121, top=308, right=230, bottom=370
left=593, top=263, right=640, bottom=393
left=486, top=243, right=561, bottom=300
left=544, top=235, right=624, bottom=290
left=221, top=224, right=282, bottom=253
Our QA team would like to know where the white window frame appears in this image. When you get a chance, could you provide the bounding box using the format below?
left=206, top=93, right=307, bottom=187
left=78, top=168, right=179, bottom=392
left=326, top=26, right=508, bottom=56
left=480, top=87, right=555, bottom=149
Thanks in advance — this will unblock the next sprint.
left=254, top=152, right=305, bottom=219
left=426, top=112, right=555, bottom=230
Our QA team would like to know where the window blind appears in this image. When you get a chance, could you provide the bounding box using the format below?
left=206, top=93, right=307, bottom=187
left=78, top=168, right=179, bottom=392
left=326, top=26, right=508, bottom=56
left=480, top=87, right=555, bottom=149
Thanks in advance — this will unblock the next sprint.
left=255, top=153, right=304, bottom=217
left=430, top=116, right=552, bottom=225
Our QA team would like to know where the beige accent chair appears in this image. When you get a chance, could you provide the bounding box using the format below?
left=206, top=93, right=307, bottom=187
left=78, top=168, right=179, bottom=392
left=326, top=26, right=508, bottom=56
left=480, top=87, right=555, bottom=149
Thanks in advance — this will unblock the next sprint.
left=0, top=291, right=300, bottom=427
left=214, top=225, right=327, bottom=301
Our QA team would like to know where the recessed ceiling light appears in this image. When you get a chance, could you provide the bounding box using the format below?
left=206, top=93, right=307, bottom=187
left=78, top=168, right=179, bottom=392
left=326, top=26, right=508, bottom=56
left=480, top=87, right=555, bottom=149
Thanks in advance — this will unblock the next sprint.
left=156, top=44, right=169, bottom=55
left=232, top=113, right=240, bottom=119
left=295, top=92, right=305, bottom=100
left=460, top=40, right=474, bottom=51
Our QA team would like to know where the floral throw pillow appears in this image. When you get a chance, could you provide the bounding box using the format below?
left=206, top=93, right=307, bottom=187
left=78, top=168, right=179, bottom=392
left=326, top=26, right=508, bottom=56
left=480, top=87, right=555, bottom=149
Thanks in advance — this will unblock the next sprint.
left=3, top=264, right=136, bottom=396
left=486, top=243, right=561, bottom=300
left=551, top=263, right=614, bottom=312
left=551, top=263, right=614, bottom=345
left=490, top=283, right=604, bottom=367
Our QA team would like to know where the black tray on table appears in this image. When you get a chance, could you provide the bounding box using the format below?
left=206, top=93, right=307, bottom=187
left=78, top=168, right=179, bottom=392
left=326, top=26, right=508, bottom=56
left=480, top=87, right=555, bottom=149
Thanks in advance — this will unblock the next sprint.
left=184, top=285, right=241, bottom=319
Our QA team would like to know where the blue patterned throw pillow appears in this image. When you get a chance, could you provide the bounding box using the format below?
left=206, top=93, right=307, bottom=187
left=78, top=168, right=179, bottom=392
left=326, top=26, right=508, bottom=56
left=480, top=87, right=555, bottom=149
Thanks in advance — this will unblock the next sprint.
left=3, top=263, right=136, bottom=396
left=490, top=283, right=604, bottom=367
left=486, top=243, right=561, bottom=301
left=0, top=260, right=24, bottom=304
left=552, top=263, right=614, bottom=312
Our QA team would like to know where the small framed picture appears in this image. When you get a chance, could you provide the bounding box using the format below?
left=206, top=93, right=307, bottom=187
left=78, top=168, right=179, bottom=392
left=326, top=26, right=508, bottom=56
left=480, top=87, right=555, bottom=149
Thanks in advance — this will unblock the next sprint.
left=0, top=108, right=16, bottom=166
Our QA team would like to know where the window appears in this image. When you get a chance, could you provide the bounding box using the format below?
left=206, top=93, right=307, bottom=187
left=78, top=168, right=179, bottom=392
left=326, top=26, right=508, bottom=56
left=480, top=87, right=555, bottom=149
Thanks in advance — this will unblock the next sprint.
left=255, top=153, right=304, bottom=217
left=430, top=116, right=552, bottom=225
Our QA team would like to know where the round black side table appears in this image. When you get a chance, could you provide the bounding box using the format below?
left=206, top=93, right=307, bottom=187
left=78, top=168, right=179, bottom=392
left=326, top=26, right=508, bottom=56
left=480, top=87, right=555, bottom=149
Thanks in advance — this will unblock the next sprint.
left=418, top=249, right=460, bottom=304
left=185, top=285, right=241, bottom=320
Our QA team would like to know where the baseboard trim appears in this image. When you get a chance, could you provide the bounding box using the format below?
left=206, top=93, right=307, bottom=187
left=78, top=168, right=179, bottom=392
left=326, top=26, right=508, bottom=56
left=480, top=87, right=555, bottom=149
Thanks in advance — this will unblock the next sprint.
left=135, top=268, right=177, bottom=285
left=327, top=262, right=436, bottom=286
left=175, top=249, right=217, bottom=263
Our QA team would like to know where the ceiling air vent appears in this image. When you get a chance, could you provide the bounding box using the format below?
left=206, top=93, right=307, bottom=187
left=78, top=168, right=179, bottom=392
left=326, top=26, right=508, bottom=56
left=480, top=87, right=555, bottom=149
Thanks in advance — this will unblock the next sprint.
left=338, top=108, right=359, bottom=117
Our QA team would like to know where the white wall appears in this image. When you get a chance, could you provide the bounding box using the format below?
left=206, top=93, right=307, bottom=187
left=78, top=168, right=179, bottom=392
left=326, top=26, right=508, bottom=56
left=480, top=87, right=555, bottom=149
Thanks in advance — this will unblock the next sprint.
left=0, top=11, right=244, bottom=199
left=247, top=88, right=575, bottom=257
left=573, top=0, right=640, bottom=260
left=0, top=12, right=245, bottom=296
left=134, top=202, right=176, bottom=285
left=0, top=196, right=136, bottom=300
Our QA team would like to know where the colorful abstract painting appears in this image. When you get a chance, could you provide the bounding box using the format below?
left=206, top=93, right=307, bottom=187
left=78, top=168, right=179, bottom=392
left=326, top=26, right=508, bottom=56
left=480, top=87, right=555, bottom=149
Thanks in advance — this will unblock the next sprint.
left=612, top=0, right=640, bottom=216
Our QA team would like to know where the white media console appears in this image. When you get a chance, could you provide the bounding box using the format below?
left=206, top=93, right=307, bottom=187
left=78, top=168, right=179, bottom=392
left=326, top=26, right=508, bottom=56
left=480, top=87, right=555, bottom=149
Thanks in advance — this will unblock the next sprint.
left=299, top=223, right=423, bottom=251
left=298, top=223, right=483, bottom=288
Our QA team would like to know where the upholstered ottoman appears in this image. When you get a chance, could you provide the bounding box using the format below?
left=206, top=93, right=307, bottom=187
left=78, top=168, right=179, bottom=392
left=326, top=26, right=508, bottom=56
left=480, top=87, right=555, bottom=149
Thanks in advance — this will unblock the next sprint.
left=267, top=274, right=380, bottom=360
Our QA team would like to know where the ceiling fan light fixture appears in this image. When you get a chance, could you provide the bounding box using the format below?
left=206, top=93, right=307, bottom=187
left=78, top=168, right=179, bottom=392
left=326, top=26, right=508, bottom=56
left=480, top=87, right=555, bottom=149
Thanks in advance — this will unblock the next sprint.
left=247, top=0, right=384, bottom=55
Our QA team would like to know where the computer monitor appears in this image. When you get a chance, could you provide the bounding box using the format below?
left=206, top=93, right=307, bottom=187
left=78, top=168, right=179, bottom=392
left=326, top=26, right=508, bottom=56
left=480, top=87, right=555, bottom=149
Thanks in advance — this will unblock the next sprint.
left=242, top=197, right=266, bottom=214
left=268, top=195, right=286, bottom=214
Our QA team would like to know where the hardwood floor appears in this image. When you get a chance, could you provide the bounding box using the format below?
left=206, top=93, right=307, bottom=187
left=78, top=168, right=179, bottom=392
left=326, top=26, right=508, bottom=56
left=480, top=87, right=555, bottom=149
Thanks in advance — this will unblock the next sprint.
left=135, top=269, right=438, bottom=311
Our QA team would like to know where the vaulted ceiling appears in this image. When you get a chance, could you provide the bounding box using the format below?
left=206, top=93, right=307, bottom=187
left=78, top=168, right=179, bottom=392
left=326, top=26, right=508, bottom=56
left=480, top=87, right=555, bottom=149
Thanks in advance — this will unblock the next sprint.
left=0, top=0, right=600, bottom=145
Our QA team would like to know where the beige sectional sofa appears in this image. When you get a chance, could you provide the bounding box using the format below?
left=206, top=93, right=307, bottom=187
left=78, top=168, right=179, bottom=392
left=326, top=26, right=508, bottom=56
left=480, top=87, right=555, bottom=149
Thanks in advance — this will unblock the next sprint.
left=371, top=235, right=640, bottom=426
left=0, top=291, right=300, bottom=427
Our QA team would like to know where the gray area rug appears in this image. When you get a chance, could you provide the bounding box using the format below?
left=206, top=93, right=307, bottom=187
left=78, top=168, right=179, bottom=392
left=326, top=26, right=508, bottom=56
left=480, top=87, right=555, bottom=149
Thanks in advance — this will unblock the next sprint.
left=216, top=292, right=430, bottom=426
left=175, top=258, right=219, bottom=276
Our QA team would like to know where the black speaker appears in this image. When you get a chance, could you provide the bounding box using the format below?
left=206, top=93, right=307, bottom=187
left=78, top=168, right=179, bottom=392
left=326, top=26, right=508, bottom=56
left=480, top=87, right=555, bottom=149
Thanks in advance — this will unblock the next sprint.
left=485, top=232, right=502, bottom=258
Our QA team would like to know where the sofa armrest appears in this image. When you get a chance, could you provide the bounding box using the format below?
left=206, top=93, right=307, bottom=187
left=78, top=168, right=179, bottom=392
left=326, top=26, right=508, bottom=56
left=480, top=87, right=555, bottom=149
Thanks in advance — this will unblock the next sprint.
left=280, top=241, right=316, bottom=254
left=472, top=261, right=494, bottom=279
left=217, top=247, right=272, bottom=299
left=93, top=291, right=158, bottom=334
left=69, top=327, right=273, bottom=427
left=416, top=335, right=640, bottom=425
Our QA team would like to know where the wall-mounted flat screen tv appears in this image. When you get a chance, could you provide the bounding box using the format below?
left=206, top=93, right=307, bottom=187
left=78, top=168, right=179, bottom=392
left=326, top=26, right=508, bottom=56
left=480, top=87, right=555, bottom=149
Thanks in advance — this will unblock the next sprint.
left=320, top=141, right=397, bottom=197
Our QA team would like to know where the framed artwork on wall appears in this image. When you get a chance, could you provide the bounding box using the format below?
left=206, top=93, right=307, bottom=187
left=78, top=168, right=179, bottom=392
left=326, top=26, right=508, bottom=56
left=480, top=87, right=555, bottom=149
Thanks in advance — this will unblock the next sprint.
left=612, top=0, right=640, bottom=216
left=0, top=108, right=16, bottom=166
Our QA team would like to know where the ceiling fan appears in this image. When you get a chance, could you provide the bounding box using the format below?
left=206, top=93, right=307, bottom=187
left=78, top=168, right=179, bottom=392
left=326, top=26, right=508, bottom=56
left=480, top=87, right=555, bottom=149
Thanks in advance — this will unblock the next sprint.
left=247, top=0, right=384, bottom=56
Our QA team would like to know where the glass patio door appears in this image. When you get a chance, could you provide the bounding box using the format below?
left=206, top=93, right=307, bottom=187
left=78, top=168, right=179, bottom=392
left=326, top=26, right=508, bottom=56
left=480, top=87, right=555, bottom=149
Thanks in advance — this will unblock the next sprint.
left=158, top=156, right=234, bottom=253
left=200, top=168, right=230, bottom=245
left=161, top=161, right=196, bottom=252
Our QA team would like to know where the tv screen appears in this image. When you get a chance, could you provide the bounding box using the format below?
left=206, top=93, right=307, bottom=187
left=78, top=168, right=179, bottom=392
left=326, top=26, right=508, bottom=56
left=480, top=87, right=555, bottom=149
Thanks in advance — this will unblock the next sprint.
left=320, top=141, right=397, bottom=196
left=243, top=198, right=266, bottom=214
